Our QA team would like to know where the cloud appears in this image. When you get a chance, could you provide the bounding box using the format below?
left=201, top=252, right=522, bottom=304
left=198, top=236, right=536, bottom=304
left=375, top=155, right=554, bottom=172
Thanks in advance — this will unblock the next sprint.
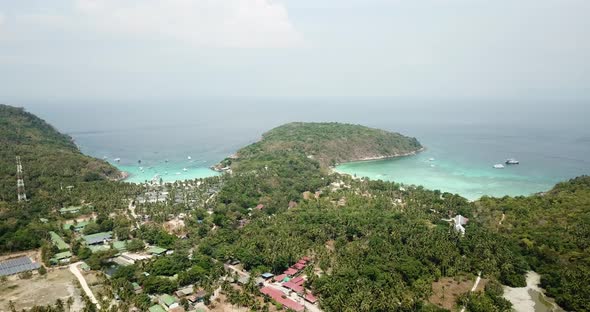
left=70, top=0, right=304, bottom=48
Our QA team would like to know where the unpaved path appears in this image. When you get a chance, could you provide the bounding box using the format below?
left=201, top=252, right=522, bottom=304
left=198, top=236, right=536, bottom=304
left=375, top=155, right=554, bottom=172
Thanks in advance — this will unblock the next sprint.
left=460, top=271, right=482, bottom=312
left=69, top=262, right=100, bottom=309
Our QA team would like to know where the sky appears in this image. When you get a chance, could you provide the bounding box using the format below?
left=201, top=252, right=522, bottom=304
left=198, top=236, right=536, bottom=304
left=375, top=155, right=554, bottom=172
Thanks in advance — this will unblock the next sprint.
left=0, top=0, right=589, bottom=101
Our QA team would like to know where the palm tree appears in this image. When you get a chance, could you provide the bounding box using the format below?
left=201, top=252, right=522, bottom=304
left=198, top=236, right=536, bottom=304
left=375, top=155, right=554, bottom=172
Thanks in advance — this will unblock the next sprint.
left=55, top=299, right=65, bottom=312
left=66, top=297, right=74, bottom=312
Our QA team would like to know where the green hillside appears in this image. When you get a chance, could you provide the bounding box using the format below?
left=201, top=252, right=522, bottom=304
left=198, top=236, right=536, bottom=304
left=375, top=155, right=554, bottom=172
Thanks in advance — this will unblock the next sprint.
left=0, top=104, right=121, bottom=203
left=219, top=122, right=423, bottom=169
left=475, top=176, right=590, bottom=311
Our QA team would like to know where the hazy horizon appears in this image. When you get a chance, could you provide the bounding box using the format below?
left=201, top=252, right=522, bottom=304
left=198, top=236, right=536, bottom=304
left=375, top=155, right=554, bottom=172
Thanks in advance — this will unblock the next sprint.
left=1, top=0, right=590, bottom=101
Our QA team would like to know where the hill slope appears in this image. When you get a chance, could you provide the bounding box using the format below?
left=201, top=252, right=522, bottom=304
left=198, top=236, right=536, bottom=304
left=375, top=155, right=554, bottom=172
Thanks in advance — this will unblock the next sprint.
left=0, top=104, right=121, bottom=203
left=219, top=122, right=423, bottom=169
left=475, top=176, right=590, bottom=311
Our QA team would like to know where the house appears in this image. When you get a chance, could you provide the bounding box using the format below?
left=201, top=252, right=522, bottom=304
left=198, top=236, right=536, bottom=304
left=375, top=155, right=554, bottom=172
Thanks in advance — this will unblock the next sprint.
left=304, top=293, right=318, bottom=304
left=301, top=256, right=311, bottom=262
left=273, top=274, right=287, bottom=283
left=288, top=201, right=298, bottom=209
left=59, top=206, right=82, bottom=215
left=158, top=294, right=179, bottom=310
left=63, top=221, right=90, bottom=232
left=187, top=289, right=207, bottom=304
left=148, top=305, right=166, bottom=312
left=83, top=232, right=112, bottom=245
left=175, top=285, right=194, bottom=298
left=255, top=204, right=265, bottom=210
left=50, top=251, right=72, bottom=265
left=284, top=267, right=298, bottom=276
left=293, top=262, right=305, bottom=270
left=132, top=282, right=143, bottom=294
left=452, top=215, right=469, bottom=235
left=260, top=287, right=304, bottom=312
left=290, top=276, right=305, bottom=286
left=148, top=246, right=167, bottom=256
left=454, top=215, right=469, bottom=225
left=261, top=272, right=274, bottom=280
left=283, top=281, right=304, bottom=293
left=112, top=240, right=129, bottom=252
left=237, top=275, right=250, bottom=285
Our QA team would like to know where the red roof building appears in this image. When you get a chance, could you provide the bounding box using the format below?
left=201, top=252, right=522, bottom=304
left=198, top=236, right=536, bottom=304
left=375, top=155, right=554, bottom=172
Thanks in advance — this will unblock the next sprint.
left=284, top=268, right=298, bottom=276
left=304, top=293, right=318, bottom=304
left=297, top=259, right=307, bottom=265
left=283, top=281, right=304, bottom=294
left=255, top=204, right=265, bottom=210
left=290, top=276, right=305, bottom=286
left=273, top=274, right=287, bottom=282
left=260, top=287, right=304, bottom=312
left=293, top=263, right=306, bottom=270
left=301, top=256, right=311, bottom=262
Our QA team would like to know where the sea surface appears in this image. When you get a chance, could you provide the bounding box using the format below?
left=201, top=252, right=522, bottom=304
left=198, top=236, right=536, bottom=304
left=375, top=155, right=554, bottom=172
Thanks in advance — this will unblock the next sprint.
left=21, top=97, right=590, bottom=198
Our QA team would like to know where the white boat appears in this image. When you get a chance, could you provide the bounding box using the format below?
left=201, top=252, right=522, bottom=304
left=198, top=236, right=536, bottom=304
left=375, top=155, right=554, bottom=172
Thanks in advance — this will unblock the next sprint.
left=493, top=164, right=505, bottom=169
left=505, top=159, right=520, bottom=165
left=114, top=158, right=121, bottom=162
left=428, top=158, right=435, bottom=161
left=183, top=168, right=188, bottom=172
left=187, top=156, right=192, bottom=160
left=139, top=167, right=143, bottom=170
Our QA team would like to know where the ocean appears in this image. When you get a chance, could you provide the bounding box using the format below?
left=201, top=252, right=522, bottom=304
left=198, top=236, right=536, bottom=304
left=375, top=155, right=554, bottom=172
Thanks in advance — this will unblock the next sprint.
left=22, top=97, right=590, bottom=199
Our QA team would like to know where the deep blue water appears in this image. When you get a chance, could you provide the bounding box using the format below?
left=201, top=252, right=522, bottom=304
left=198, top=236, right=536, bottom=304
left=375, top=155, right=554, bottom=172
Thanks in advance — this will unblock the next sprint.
left=19, top=97, right=590, bottom=197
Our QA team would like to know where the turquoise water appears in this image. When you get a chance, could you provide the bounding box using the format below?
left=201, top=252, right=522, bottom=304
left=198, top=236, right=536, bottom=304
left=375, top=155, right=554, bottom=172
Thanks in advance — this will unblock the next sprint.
left=336, top=128, right=590, bottom=200
left=115, top=160, right=219, bottom=183
left=336, top=154, right=553, bottom=200
left=23, top=98, right=589, bottom=194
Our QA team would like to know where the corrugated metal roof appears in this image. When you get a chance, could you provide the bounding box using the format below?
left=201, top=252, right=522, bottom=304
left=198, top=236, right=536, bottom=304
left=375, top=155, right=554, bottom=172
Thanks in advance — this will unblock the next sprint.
left=0, top=256, right=41, bottom=276
left=83, top=232, right=112, bottom=245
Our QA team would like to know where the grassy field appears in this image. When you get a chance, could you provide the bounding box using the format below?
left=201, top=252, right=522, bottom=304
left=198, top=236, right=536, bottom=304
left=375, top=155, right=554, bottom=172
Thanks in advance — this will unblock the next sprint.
left=428, top=276, right=488, bottom=310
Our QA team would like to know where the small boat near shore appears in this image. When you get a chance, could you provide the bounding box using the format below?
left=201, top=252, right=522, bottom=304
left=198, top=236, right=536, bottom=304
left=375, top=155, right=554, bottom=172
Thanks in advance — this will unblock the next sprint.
left=494, top=164, right=505, bottom=169
left=506, top=158, right=520, bottom=165
left=183, top=168, right=188, bottom=172
left=114, top=158, right=121, bottom=162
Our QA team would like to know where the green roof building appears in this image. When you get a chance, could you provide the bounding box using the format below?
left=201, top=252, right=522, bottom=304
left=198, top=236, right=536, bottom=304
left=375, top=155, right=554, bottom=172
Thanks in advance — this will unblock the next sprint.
left=49, top=231, right=70, bottom=251
left=148, top=305, right=166, bottom=312
left=50, top=251, right=72, bottom=265
left=148, top=246, right=167, bottom=256
left=112, top=240, right=129, bottom=251
left=82, top=231, right=112, bottom=245
left=159, top=294, right=178, bottom=309
left=63, top=221, right=90, bottom=232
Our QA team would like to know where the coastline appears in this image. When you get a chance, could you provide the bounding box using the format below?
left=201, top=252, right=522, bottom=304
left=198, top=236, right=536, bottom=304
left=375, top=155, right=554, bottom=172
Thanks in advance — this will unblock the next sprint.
left=332, top=146, right=425, bottom=167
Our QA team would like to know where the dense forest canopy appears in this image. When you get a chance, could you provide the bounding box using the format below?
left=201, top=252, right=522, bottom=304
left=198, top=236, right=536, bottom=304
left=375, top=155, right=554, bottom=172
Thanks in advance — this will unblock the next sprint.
left=0, top=104, right=129, bottom=253
left=475, top=176, right=590, bottom=311
left=0, top=104, right=121, bottom=203
left=218, top=122, right=423, bottom=169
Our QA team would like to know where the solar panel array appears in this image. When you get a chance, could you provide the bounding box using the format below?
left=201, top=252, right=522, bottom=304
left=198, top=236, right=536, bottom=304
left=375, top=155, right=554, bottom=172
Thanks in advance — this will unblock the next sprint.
left=0, top=256, right=41, bottom=276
